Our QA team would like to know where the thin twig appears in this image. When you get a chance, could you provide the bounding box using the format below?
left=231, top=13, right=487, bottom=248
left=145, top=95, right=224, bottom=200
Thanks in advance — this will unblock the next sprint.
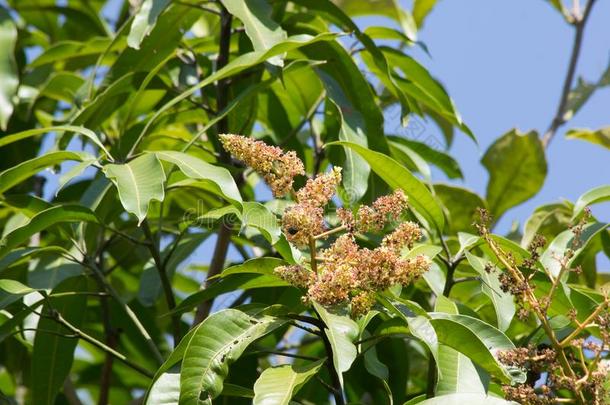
left=541, top=0, right=598, bottom=148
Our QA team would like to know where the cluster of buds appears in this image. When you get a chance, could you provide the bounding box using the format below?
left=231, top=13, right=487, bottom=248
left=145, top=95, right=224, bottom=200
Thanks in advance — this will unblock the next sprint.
left=219, top=134, right=305, bottom=197
left=499, top=343, right=609, bottom=404
left=337, top=189, right=409, bottom=233
left=477, top=207, right=610, bottom=404
left=221, top=135, right=431, bottom=318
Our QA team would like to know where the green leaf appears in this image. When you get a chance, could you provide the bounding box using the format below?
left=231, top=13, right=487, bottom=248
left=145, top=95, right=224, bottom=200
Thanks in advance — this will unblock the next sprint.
left=136, top=33, right=338, bottom=150
left=0, top=151, right=95, bottom=194
left=482, top=129, right=546, bottom=219
left=312, top=302, right=359, bottom=386
left=179, top=308, right=287, bottom=404
left=428, top=313, right=521, bottom=383
left=413, top=0, right=437, bottom=27
left=541, top=222, right=609, bottom=278
left=521, top=203, right=572, bottom=248
left=378, top=296, right=441, bottom=375
left=434, top=184, right=486, bottom=234
left=0, top=126, right=114, bottom=161
left=417, top=393, right=517, bottom=405
left=326, top=141, right=444, bottom=231
left=324, top=81, right=371, bottom=203
left=434, top=297, right=487, bottom=396
left=155, top=151, right=242, bottom=207
left=144, top=326, right=201, bottom=404
left=32, top=277, right=87, bottom=405
left=0, top=279, right=36, bottom=296
left=573, top=185, right=610, bottom=220
left=194, top=203, right=279, bottom=244
left=220, top=0, right=288, bottom=67
left=465, top=253, right=515, bottom=332
left=566, top=127, right=610, bottom=151
left=146, top=370, right=179, bottom=405
left=128, top=0, right=171, bottom=49
left=0, top=7, right=18, bottom=131
left=388, top=136, right=463, bottom=180
left=252, top=360, right=325, bottom=405
left=0, top=205, right=99, bottom=259
left=103, top=154, right=166, bottom=224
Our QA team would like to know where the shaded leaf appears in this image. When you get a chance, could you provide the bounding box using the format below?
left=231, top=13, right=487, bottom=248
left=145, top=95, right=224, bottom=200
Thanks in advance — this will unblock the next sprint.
left=0, top=205, right=99, bottom=259
left=221, top=0, right=287, bottom=66
left=417, top=393, right=516, bottom=405
left=482, top=129, right=546, bottom=219
left=0, top=151, right=95, bottom=194
left=128, top=0, right=171, bottom=49
left=0, top=7, right=18, bottom=130
left=32, top=277, right=87, bottom=405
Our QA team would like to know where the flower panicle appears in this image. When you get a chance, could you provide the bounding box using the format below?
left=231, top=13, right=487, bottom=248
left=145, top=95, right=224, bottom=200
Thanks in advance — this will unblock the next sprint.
left=219, top=134, right=305, bottom=197
left=340, top=189, right=409, bottom=232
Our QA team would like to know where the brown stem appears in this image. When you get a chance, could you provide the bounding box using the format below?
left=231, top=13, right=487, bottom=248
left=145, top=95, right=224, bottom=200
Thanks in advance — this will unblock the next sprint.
left=542, top=0, right=598, bottom=148
left=142, top=221, right=181, bottom=345
left=98, top=297, right=117, bottom=405
left=314, top=225, right=347, bottom=240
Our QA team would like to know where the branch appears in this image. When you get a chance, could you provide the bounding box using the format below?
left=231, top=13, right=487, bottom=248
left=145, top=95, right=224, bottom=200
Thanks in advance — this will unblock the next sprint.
left=142, top=220, right=182, bottom=345
left=47, top=309, right=155, bottom=379
left=541, top=0, right=598, bottom=148
left=193, top=5, right=234, bottom=326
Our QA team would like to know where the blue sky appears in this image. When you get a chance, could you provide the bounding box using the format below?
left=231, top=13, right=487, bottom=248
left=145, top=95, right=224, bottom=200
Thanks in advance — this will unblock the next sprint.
left=406, top=0, right=609, bottom=237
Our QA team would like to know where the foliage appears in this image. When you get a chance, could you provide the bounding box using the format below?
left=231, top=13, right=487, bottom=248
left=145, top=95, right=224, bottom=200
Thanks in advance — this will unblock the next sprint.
left=0, top=0, right=608, bottom=404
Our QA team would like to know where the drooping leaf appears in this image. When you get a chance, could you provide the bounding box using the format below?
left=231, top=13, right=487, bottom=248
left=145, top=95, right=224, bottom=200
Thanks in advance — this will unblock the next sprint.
left=521, top=203, right=572, bottom=248
left=0, top=126, right=114, bottom=161
left=388, top=136, right=463, bottom=180
left=434, top=184, right=486, bottom=234
left=31, top=277, right=87, bottom=405
left=0, top=151, right=95, bottom=194
left=252, top=359, right=325, bottom=405
left=428, top=313, right=523, bottom=383
left=324, top=82, right=370, bottom=203
left=128, top=0, right=171, bottom=49
left=179, top=308, right=287, bottom=404
left=0, top=205, right=99, bottom=259
left=155, top=151, right=242, bottom=207
left=220, top=0, right=288, bottom=66
left=326, top=141, right=444, bottom=231
left=434, top=296, right=487, bottom=396
left=0, top=7, right=18, bottom=131
left=482, top=129, right=546, bottom=219
left=566, top=127, right=610, bottom=150
left=312, top=302, right=359, bottom=386
left=103, top=153, right=166, bottom=224
left=465, top=253, right=515, bottom=332
left=413, top=0, right=438, bottom=27
left=572, top=185, right=610, bottom=220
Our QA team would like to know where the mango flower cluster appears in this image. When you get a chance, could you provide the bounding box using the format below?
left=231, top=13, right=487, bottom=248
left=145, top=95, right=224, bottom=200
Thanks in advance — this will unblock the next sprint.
left=220, top=134, right=431, bottom=317
left=219, top=134, right=305, bottom=197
